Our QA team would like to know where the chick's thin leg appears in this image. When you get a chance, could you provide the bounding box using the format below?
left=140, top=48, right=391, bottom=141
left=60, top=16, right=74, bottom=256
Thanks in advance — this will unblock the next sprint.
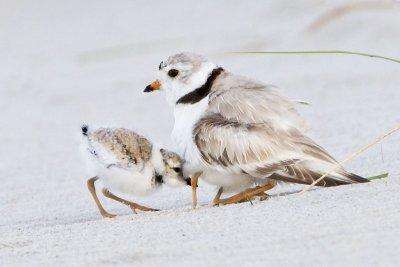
left=87, top=177, right=116, bottom=218
left=102, top=188, right=158, bottom=212
left=217, top=183, right=275, bottom=205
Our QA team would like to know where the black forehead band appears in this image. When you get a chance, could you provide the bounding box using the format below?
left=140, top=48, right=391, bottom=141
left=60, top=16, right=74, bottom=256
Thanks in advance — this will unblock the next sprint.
left=159, top=61, right=163, bottom=70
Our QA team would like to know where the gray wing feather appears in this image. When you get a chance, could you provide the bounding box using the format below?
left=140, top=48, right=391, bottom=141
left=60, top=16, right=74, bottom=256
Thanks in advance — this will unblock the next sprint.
left=193, top=72, right=368, bottom=186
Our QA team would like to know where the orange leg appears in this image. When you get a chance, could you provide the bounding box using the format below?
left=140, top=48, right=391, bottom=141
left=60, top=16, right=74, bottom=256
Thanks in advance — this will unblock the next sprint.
left=102, top=189, right=158, bottom=212
left=217, top=183, right=275, bottom=206
left=191, top=172, right=202, bottom=209
left=87, top=177, right=116, bottom=218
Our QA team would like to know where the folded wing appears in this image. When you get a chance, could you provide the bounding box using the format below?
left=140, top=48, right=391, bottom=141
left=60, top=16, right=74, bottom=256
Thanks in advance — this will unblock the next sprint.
left=193, top=74, right=368, bottom=186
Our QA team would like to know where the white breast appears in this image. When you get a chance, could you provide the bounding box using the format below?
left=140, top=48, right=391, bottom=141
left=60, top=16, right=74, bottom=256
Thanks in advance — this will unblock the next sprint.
left=170, top=99, right=256, bottom=191
left=171, top=98, right=208, bottom=174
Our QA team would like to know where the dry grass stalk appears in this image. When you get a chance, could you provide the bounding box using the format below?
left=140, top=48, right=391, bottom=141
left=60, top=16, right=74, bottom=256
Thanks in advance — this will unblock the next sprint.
left=231, top=50, right=400, bottom=64
left=301, top=123, right=400, bottom=194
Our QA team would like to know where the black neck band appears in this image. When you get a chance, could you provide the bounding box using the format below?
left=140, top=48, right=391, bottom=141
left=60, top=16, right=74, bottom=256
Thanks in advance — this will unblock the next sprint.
left=176, top=67, right=224, bottom=105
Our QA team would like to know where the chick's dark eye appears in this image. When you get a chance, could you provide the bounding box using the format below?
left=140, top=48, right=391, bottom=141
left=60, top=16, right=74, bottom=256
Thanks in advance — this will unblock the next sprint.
left=168, top=69, right=179, bottom=78
left=173, top=167, right=182, bottom=173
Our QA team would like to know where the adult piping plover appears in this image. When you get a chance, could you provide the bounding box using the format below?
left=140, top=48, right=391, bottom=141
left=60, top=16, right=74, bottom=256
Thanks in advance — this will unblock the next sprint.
left=144, top=52, right=369, bottom=207
left=81, top=125, right=188, bottom=218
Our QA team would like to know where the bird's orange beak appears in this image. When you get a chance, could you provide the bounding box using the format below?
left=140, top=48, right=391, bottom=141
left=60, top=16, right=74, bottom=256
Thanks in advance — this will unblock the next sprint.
left=144, top=80, right=161, bottom=92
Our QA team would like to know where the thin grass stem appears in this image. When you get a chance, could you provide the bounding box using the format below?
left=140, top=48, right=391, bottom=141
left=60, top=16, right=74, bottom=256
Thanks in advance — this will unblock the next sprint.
left=231, top=50, right=400, bottom=64
left=367, top=173, right=389, bottom=181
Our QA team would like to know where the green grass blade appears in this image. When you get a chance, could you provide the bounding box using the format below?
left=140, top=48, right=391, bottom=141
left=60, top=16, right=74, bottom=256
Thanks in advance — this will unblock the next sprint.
left=231, top=50, right=400, bottom=65
left=367, top=172, right=389, bottom=181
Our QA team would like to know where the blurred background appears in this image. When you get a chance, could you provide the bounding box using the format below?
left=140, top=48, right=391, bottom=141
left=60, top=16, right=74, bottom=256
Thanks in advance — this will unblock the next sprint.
left=1, top=0, right=400, bottom=265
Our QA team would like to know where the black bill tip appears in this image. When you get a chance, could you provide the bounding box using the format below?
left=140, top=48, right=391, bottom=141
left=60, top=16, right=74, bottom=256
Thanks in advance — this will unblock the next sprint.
left=143, top=85, right=152, bottom=93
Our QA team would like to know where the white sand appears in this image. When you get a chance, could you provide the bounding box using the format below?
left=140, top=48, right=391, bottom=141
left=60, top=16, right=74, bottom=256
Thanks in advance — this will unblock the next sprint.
left=1, top=1, right=400, bottom=266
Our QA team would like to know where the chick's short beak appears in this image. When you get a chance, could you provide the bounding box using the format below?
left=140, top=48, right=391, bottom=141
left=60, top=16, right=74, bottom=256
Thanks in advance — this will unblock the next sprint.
left=144, top=80, right=161, bottom=92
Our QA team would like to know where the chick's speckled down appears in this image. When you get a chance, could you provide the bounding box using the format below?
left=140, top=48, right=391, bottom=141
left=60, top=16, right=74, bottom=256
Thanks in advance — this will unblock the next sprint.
left=90, top=128, right=153, bottom=165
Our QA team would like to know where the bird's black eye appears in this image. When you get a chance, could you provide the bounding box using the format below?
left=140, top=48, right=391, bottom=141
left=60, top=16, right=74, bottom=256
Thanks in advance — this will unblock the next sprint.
left=168, top=69, right=179, bottom=78
left=173, top=167, right=182, bottom=173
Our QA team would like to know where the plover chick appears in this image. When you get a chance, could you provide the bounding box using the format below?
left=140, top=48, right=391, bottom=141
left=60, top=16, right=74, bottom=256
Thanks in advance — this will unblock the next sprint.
left=81, top=125, right=188, bottom=218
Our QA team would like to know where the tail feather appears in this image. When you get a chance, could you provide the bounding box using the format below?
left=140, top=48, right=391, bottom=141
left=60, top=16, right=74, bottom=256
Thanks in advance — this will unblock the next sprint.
left=299, top=160, right=370, bottom=187
left=336, top=170, right=370, bottom=185
left=270, top=161, right=369, bottom=187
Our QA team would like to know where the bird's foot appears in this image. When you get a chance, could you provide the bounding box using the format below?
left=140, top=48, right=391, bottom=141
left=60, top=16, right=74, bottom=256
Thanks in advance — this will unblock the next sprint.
left=256, top=192, right=269, bottom=202
left=100, top=211, right=117, bottom=218
left=215, top=184, right=274, bottom=205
